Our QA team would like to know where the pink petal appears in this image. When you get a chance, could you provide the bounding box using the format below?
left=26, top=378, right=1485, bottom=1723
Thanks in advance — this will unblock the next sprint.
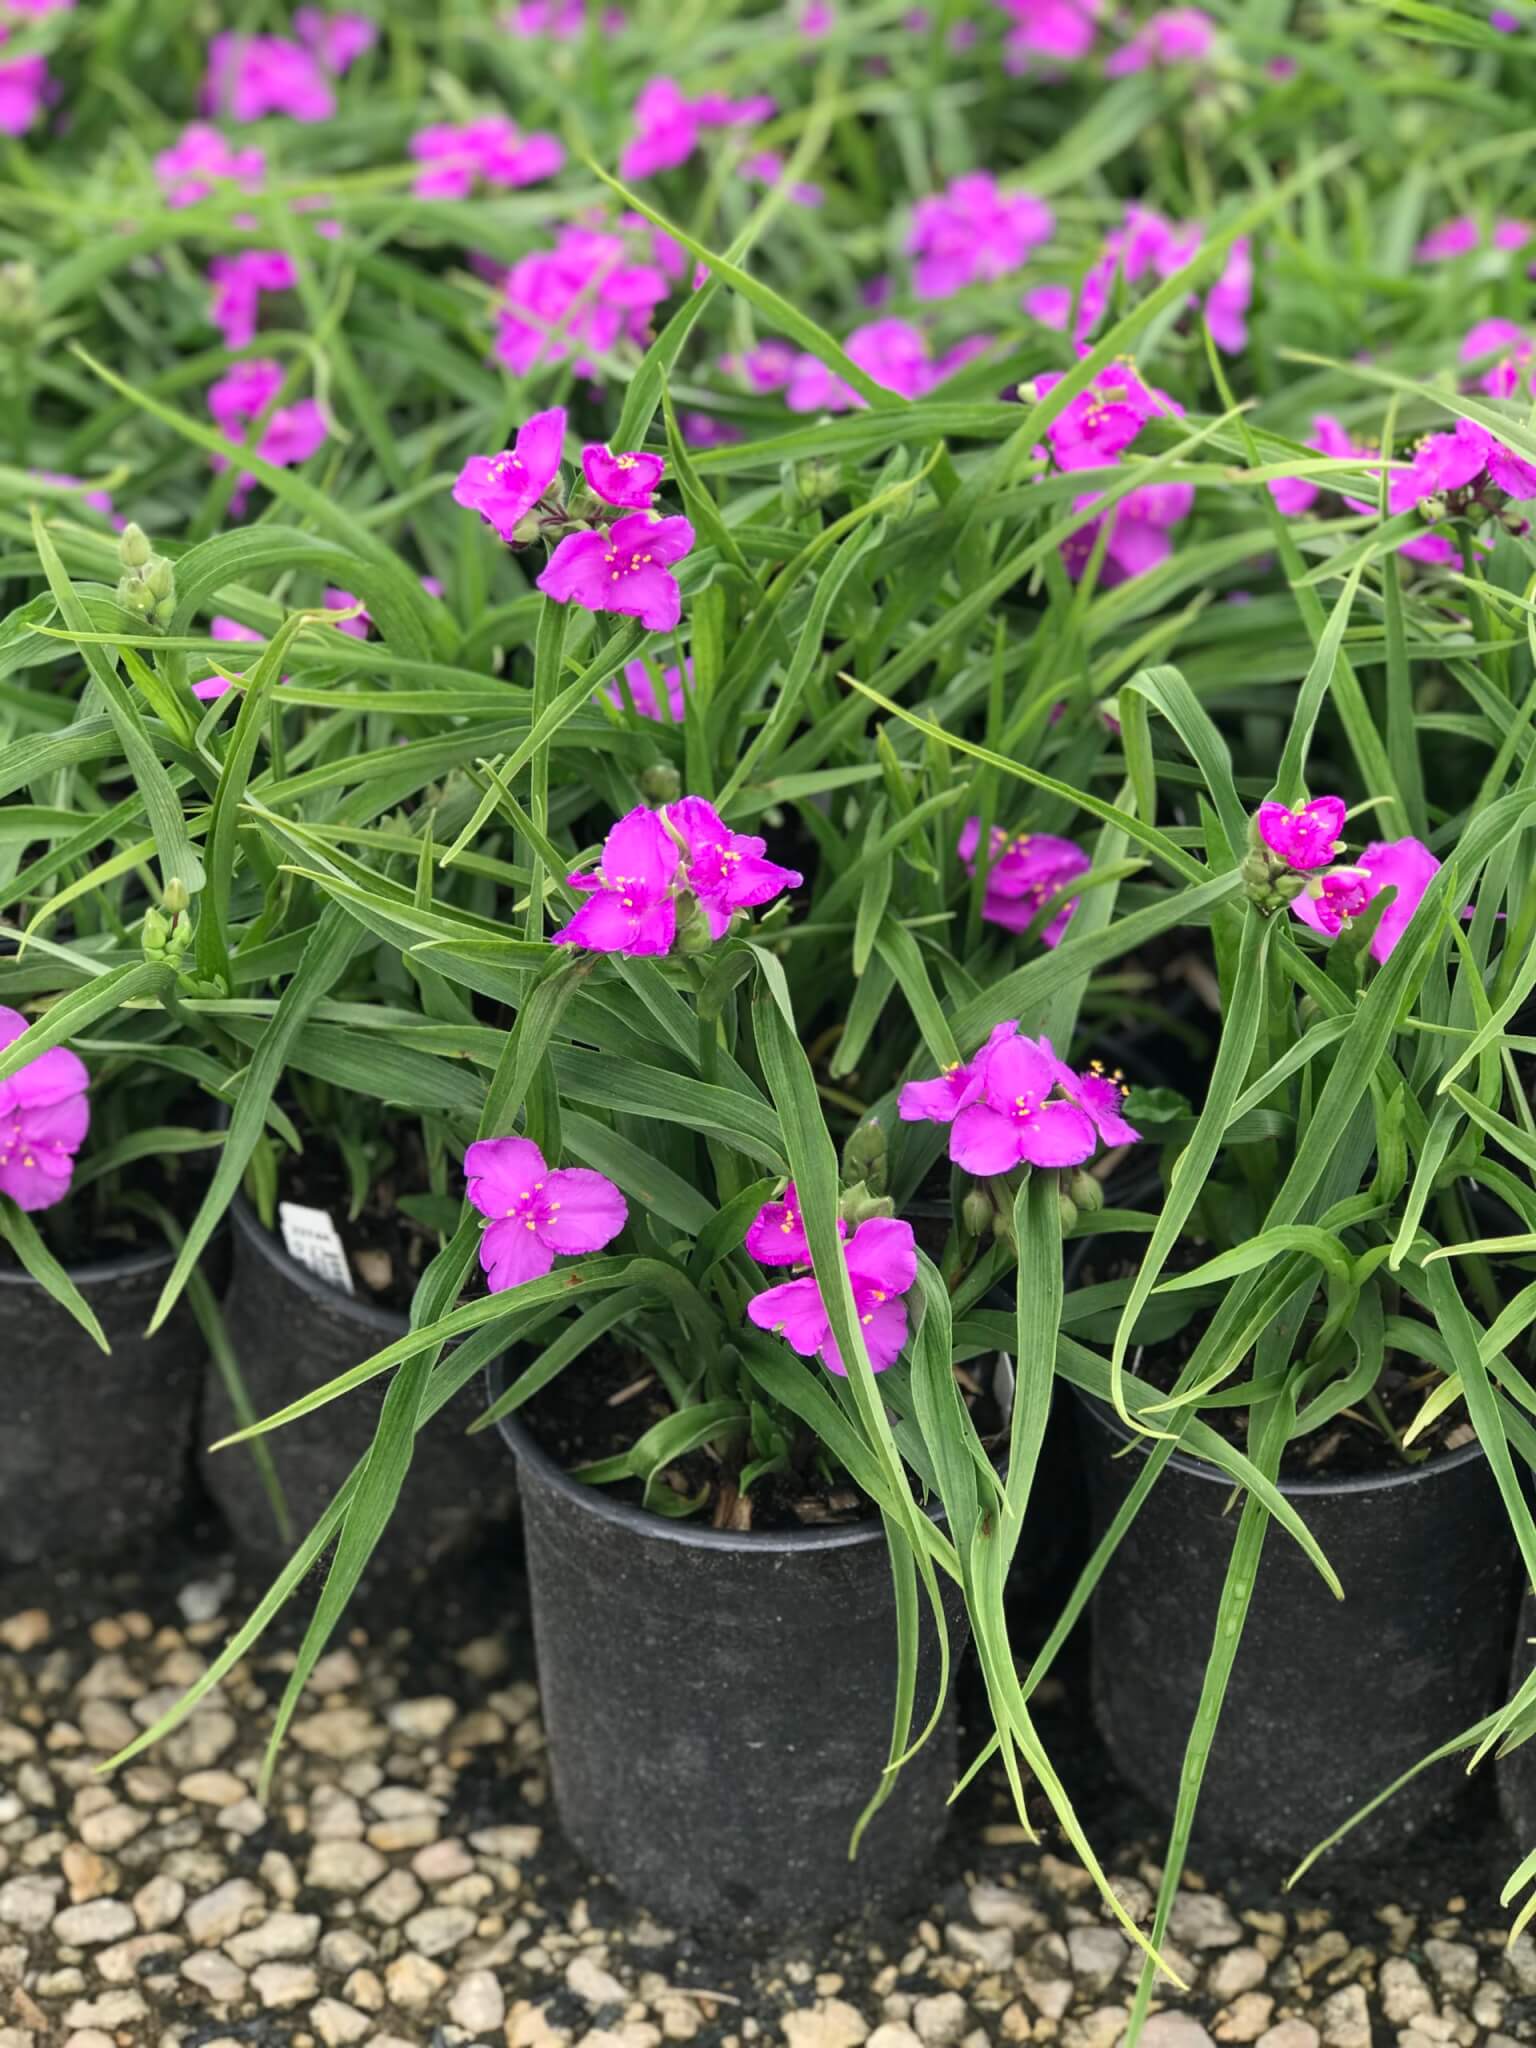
left=10, top=1042, right=89, bottom=1110
left=465, top=1136, right=549, bottom=1219
left=948, top=1102, right=1022, bottom=1176
left=553, top=890, right=648, bottom=953
left=747, top=1274, right=831, bottom=1356
left=1015, top=1100, right=1098, bottom=1167
left=536, top=529, right=609, bottom=606
left=981, top=1032, right=1058, bottom=1108
left=581, top=444, right=667, bottom=508
left=897, top=1068, right=973, bottom=1123
left=538, top=1168, right=628, bottom=1253
left=480, top=1217, right=556, bottom=1290
left=844, top=1216, right=917, bottom=1297
left=516, top=405, right=568, bottom=487
left=745, top=1188, right=811, bottom=1266
left=603, top=806, right=680, bottom=896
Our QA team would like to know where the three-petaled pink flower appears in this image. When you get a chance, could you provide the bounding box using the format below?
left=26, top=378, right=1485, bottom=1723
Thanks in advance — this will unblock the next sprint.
left=902, top=1026, right=1138, bottom=1172
left=993, top=0, right=1103, bottom=67
left=452, top=407, right=567, bottom=545
left=293, top=9, right=378, bottom=73
left=208, top=250, right=297, bottom=350
left=581, top=444, right=667, bottom=509
left=409, top=115, right=565, bottom=198
left=154, top=124, right=266, bottom=207
left=667, top=796, right=804, bottom=939
left=958, top=819, right=1091, bottom=944
left=619, top=76, right=773, bottom=181
left=537, top=512, right=696, bottom=633
left=553, top=799, right=800, bottom=955
left=202, top=31, right=335, bottom=122
left=556, top=807, right=680, bottom=956
left=600, top=657, right=690, bottom=721
left=1105, top=5, right=1216, bottom=71
left=907, top=172, right=1054, bottom=300
left=0, top=53, right=50, bottom=136
left=466, top=1136, right=627, bottom=1291
left=495, top=225, right=675, bottom=380
left=207, top=359, right=328, bottom=517
left=1255, top=796, right=1347, bottom=871
left=746, top=1216, right=917, bottom=1376
left=1290, top=837, right=1441, bottom=962
left=0, top=1008, right=90, bottom=1213
left=785, top=319, right=986, bottom=413
left=948, top=1033, right=1098, bottom=1175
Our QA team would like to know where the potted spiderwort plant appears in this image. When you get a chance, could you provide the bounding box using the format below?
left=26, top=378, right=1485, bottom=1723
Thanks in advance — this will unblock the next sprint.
left=102, top=410, right=1173, bottom=1948
left=1003, top=763, right=1536, bottom=2045
left=191, top=770, right=1155, bottom=1938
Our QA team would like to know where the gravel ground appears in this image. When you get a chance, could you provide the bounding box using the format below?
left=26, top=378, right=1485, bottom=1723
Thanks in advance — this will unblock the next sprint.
left=0, top=1531, right=1531, bottom=2048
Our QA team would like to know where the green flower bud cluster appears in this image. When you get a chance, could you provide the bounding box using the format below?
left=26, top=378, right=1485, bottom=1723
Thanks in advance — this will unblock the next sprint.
left=116, top=523, right=177, bottom=631
left=143, top=878, right=194, bottom=966
left=0, top=261, right=39, bottom=349
left=838, top=1178, right=894, bottom=1227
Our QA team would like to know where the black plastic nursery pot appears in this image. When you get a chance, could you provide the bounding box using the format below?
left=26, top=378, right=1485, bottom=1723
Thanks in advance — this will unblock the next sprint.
left=1, top=1241, right=213, bottom=1566
left=199, top=1193, right=515, bottom=1566
left=1077, top=1391, right=1519, bottom=1863
left=494, top=1381, right=970, bottom=1936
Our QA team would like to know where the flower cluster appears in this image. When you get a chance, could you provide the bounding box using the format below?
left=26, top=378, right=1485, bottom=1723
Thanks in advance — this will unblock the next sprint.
left=454, top=409, right=698, bottom=631
left=466, top=1137, right=628, bottom=1291
left=900, top=1023, right=1138, bottom=1174
left=778, top=319, right=987, bottom=413
left=907, top=173, right=1053, bottom=299
left=1105, top=5, right=1217, bottom=72
left=1415, top=215, right=1532, bottom=266
left=993, top=0, right=1102, bottom=69
left=1026, top=206, right=1252, bottom=355
left=494, top=221, right=681, bottom=380
left=1246, top=799, right=1440, bottom=961
left=619, top=76, right=774, bottom=181
left=410, top=115, right=565, bottom=199
left=207, top=251, right=297, bottom=350
left=207, top=360, right=328, bottom=518
left=553, top=799, right=801, bottom=956
left=0, top=1008, right=90, bottom=1213
left=202, top=13, right=373, bottom=123
left=154, top=124, right=266, bottom=208
left=958, top=819, right=1090, bottom=945
left=746, top=1193, right=918, bottom=1376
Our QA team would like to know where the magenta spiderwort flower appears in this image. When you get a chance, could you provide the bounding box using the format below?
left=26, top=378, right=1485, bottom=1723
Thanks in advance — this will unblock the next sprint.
left=0, top=53, right=49, bottom=135
left=1204, top=237, right=1252, bottom=353
left=1061, top=1059, right=1140, bottom=1147
left=452, top=407, right=567, bottom=544
left=1416, top=215, right=1531, bottom=262
left=502, top=0, right=625, bottom=31
left=1268, top=415, right=1368, bottom=517
left=1462, top=318, right=1534, bottom=398
left=292, top=8, right=378, bottom=72
left=738, top=151, right=823, bottom=207
left=724, top=338, right=799, bottom=392
left=949, top=1034, right=1097, bottom=1175
left=958, top=819, right=1091, bottom=944
left=202, top=32, right=335, bottom=122
left=620, top=76, right=700, bottom=178
left=495, top=226, right=673, bottom=380
left=682, top=411, right=742, bottom=449
left=1290, top=837, right=1441, bottom=962
left=667, top=796, right=804, bottom=939
left=745, top=1181, right=845, bottom=1266
left=207, top=251, right=297, bottom=350
left=207, top=360, right=328, bottom=516
left=907, top=172, right=1053, bottom=300
left=1256, top=796, right=1347, bottom=871
left=785, top=319, right=981, bottom=413
left=409, top=116, right=565, bottom=198
left=154, top=124, right=266, bottom=207
left=1105, top=4, right=1216, bottom=70
left=1036, top=359, right=1178, bottom=471
left=581, top=443, right=666, bottom=509
left=28, top=471, right=118, bottom=527
left=898, top=1021, right=1019, bottom=1124
left=323, top=588, right=371, bottom=639
left=555, top=807, right=681, bottom=955
left=0, top=1008, right=89, bottom=1212
left=1061, top=481, right=1194, bottom=584
left=746, top=1216, right=917, bottom=1376
left=993, top=0, right=1103, bottom=65
left=537, top=512, right=696, bottom=633
left=466, top=1136, right=627, bottom=1290
left=193, top=617, right=263, bottom=702
left=600, top=657, right=690, bottom=720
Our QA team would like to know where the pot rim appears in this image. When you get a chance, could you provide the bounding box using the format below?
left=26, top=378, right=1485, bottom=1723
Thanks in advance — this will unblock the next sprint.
left=1073, top=1383, right=1488, bottom=1498
left=489, top=1357, right=908, bottom=1557
left=231, top=1188, right=407, bottom=1340
left=0, top=1234, right=177, bottom=1290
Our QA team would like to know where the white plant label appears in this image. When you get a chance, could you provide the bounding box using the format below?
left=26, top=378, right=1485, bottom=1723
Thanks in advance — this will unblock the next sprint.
left=279, top=1202, right=355, bottom=1296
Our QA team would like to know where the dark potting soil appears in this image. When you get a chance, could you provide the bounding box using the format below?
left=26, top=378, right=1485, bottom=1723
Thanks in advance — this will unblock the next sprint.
left=519, top=1335, right=1007, bottom=1535
left=1076, top=1237, right=1474, bottom=1480
left=275, top=1130, right=440, bottom=1316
